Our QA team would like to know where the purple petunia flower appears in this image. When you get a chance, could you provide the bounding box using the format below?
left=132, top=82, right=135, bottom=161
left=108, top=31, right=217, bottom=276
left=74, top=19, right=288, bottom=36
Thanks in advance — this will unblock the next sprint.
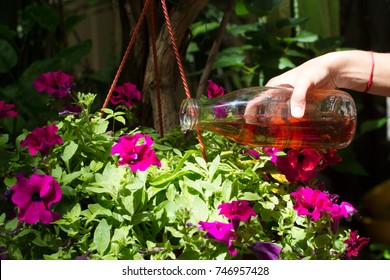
left=59, top=104, right=82, bottom=117
left=344, top=230, right=369, bottom=257
left=20, top=124, right=63, bottom=156
left=198, top=221, right=237, bottom=256
left=0, top=100, right=18, bottom=120
left=111, top=133, right=161, bottom=172
left=33, top=71, right=74, bottom=99
left=218, top=200, right=256, bottom=230
left=110, top=82, right=141, bottom=108
left=11, top=174, right=62, bottom=224
left=248, top=242, right=283, bottom=260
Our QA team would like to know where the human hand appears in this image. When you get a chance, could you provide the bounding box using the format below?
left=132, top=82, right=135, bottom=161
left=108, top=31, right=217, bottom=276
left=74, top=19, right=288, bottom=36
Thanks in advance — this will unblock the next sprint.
left=265, top=54, right=339, bottom=118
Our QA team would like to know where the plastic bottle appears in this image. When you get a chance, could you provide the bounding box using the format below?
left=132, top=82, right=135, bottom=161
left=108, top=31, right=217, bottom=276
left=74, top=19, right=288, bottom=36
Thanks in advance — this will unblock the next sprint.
left=179, top=86, right=357, bottom=149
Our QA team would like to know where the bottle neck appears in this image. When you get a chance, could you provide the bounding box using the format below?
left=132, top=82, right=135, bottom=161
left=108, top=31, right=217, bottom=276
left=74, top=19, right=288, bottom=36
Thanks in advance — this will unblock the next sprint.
left=180, top=99, right=199, bottom=132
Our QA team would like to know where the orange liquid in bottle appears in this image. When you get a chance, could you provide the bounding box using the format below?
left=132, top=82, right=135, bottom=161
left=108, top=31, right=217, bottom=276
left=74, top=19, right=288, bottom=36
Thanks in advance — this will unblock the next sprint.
left=198, top=116, right=356, bottom=149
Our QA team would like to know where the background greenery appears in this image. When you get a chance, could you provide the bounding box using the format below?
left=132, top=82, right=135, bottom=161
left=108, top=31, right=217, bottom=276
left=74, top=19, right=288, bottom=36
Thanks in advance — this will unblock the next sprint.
left=1, top=0, right=389, bottom=259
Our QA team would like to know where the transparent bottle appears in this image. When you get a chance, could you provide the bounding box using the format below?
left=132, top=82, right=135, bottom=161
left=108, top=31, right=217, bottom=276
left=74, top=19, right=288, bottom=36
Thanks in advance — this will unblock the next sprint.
left=180, top=86, right=357, bottom=149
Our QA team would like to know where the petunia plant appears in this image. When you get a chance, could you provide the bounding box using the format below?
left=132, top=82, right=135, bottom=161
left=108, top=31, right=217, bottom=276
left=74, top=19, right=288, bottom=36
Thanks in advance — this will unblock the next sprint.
left=0, top=73, right=369, bottom=260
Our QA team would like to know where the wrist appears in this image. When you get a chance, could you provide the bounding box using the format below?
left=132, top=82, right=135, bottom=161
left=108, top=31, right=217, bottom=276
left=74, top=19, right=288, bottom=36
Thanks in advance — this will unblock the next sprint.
left=328, top=50, right=373, bottom=91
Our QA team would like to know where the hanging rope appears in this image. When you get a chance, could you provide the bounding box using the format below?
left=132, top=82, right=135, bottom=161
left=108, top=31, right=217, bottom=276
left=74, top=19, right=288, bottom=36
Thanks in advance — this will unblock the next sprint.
left=148, top=1, right=164, bottom=137
left=101, top=0, right=152, bottom=112
left=160, top=0, right=207, bottom=161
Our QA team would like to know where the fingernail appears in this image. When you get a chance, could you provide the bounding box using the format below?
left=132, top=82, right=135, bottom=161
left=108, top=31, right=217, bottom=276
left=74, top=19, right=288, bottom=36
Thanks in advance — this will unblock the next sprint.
left=292, top=106, right=304, bottom=118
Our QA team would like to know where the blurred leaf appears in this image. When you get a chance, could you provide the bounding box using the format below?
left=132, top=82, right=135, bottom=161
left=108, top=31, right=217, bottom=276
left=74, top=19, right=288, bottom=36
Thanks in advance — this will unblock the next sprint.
left=243, top=0, right=284, bottom=16
left=57, top=40, right=92, bottom=70
left=65, top=15, right=85, bottom=32
left=331, top=146, right=369, bottom=176
left=25, top=3, right=59, bottom=32
left=359, top=117, right=387, bottom=136
left=0, top=23, right=18, bottom=40
left=190, top=21, right=220, bottom=37
left=284, top=31, right=318, bottom=43
left=0, top=39, right=18, bottom=73
left=235, top=0, right=249, bottom=16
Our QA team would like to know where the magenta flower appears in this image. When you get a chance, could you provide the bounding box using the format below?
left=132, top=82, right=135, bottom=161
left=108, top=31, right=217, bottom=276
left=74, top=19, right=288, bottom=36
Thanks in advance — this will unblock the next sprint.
left=290, top=187, right=333, bottom=221
left=111, top=133, right=161, bottom=172
left=198, top=221, right=237, bottom=256
left=0, top=100, right=18, bottom=120
left=319, top=149, right=342, bottom=170
left=33, top=71, right=74, bottom=98
left=243, top=149, right=260, bottom=159
left=262, top=147, right=280, bottom=163
left=20, top=124, right=63, bottom=156
left=248, top=242, right=282, bottom=260
left=11, top=174, right=62, bottom=224
left=344, top=230, right=369, bottom=257
left=207, top=80, right=225, bottom=98
left=110, top=82, right=141, bottom=108
left=218, top=200, right=256, bottom=230
left=329, top=201, right=357, bottom=233
left=276, top=148, right=322, bottom=182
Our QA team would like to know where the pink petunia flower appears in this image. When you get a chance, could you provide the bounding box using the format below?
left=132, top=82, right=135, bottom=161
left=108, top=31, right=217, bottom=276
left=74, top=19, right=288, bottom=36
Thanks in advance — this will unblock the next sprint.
left=344, top=230, right=369, bottom=257
left=218, top=200, right=256, bottom=230
left=11, top=174, right=62, bottom=224
left=0, top=100, right=18, bottom=120
left=207, top=80, right=225, bottom=98
left=276, top=148, right=322, bottom=182
left=243, top=149, right=260, bottom=159
left=111, top=133, right=161, bottom=172
left=329, top=201, right=357, bottom=233
left=20, top=124, right=63, bottom=156
left=319, top=149, right=342, bottom=170
left=290, top=187, right=333, bottom=221
left=110, top=82, right=141, bottom=108
left=207, top=80, right=227, bottom=119
left=248, top=241, right=283, bottom=260
left=198, top=221, right=237, bottom=256
left=33, top=71, right=74, bottom=99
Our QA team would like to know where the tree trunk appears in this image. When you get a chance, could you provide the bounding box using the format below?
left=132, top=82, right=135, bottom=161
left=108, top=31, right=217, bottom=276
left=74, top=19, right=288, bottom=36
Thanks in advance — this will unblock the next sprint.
left=120, top=0, right=208, bottom=133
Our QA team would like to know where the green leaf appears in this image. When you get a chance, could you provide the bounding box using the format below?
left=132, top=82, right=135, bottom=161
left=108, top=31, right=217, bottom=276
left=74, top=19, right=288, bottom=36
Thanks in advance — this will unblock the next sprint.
left=61, top=141, right=78, bottom=162
left=90, top=160, right=104, bottom=172
left=208, top=155, right=220, bottom=181
left=61, top=171, right=83, bottom=185
left=114, top=115, right=126, bottom=125
left=94, top=219, right=111, bottom=255
left=68, top=203, right=81, bottom=221
left=0, top=39, right=18, bottom=73
left=235, top=0, right=250, bottom=16
left=101, top=108, right=114, bottom=115
left=359, top=117, right=387, bottom=136
left=0, top=134, right=9, bottom=146
left=57, top=40, right=92, bottom=70
left=3, top=176, right=16, bottom=188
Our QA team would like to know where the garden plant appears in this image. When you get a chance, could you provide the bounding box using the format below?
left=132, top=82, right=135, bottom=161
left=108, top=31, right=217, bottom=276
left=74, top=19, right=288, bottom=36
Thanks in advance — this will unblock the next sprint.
left=0, top=73, right=369, bottom=260
left=1, top=0, right=385, bottom=261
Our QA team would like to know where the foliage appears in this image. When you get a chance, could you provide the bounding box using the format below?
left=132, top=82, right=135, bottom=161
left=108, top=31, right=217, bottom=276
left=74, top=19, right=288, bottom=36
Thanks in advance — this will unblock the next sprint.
left=0, top=79, right=367, bottom=260
left=0, top=0, right=384, bottom=261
